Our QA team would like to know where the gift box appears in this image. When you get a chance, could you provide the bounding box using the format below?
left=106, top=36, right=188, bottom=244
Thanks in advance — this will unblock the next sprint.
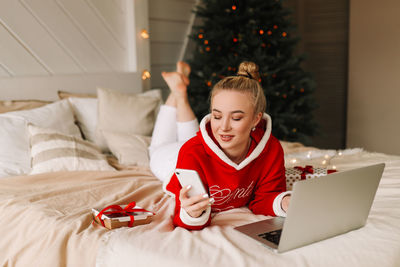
left=285, top=165, right=337, bottom=190
left=92, top=202, right=154, bottom=230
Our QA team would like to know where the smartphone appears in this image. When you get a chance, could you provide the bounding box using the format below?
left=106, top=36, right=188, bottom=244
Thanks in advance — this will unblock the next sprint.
left=175, top=168, right=207, bottom=198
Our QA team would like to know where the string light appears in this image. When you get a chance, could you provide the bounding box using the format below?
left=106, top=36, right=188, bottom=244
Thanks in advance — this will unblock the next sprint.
left=282, top=32, right=287, bottom=37
left=259, top=29, right=264, bottom=35
left=232, top=5, right=237, bottom=10
left=141, top=70, right=151, bottom=80
left=198, top=33, right=204, bottom=39
left=140, top=29, right=149, bottom=39
left=267, top=30, right=272, bottom=35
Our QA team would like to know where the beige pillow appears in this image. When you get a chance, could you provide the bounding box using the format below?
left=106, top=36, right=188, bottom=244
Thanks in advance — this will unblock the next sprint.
left=28, top=124, right=115, bottom=174
left=103, top=131, right=151, bottom=166
left=57, top=90, right=96, bottom=99
left=96, top=88, right=161, bottom=151
left=0, top=100, right=52, bottom=114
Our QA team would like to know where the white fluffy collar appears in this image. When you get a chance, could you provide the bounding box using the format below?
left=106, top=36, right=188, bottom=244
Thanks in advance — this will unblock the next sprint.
left=199, top=113, right=272, bottom=170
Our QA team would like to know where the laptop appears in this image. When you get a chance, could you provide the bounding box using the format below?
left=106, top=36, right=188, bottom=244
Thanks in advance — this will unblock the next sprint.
left=234, top=163, right=385, bottom=253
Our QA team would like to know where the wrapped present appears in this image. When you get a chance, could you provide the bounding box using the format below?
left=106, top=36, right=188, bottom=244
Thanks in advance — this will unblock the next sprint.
left=92, top=201, right=155, bottom=230
left=285, top=165, right=337, bottom=190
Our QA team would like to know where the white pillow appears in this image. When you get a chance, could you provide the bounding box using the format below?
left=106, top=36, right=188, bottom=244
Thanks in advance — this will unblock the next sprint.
left=5, top=100, right=81, bottom=137
left=103, top=131, right=151, bottom=166
left=0, top=116, right=31, bottom=177
left=96, top=88, right=162, bottom=151
left=67, top=97, right=98, bottom=142
left=28, top=124, right=115, bottom=174
left=0, top=100, right=81, bottom=177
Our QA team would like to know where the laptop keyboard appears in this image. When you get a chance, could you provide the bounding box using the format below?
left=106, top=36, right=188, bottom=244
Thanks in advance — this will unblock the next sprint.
left=258, top=229, right=282, bottom=245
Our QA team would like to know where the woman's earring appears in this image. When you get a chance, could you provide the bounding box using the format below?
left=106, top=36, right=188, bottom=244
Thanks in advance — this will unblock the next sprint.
left=252, top=127, right=256, bottom=131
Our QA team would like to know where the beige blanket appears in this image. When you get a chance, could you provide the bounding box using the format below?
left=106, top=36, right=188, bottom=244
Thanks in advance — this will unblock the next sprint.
left=0, top=168, right=164, bottom=267
left=1, top=149, right=400, bottom=267
left=97, top=151, right=400, bottom=267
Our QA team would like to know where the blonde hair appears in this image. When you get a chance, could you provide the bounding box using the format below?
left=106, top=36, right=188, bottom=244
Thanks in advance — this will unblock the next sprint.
left=210, top=61, right=266, bottom=114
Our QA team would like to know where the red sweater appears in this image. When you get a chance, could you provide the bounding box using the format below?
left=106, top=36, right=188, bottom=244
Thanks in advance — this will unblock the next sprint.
left=166, top=113, right=286, bottom=230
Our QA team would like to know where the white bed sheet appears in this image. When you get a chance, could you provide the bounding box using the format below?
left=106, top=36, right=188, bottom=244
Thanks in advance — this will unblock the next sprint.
left=96, top=150, right=400, bottom=267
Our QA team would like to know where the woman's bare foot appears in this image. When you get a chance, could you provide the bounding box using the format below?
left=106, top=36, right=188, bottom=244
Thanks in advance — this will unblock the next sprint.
left=176, top=61, right=191, bottom=85
left=162, top=71, right=187, bottom=99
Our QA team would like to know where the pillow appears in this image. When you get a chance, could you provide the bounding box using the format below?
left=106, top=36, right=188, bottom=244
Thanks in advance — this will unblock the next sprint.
left=103, top=131, right=151, bottom=166
left=0, top=116, right=31, bottom=177
left=0, top=100, right=52, bottom=114
left=96, top=88, right=162, bottom=151
left=0, top=100, right=81, bottom=176
left=58, top=90, right=96, bottom=99
left=67, top=97, right=98, bottom=142
left=28, top=124, right=115, bottom=174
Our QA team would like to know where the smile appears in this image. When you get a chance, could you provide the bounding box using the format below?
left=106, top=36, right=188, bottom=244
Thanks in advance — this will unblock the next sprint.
left=220, top=135, right=234, bottom=142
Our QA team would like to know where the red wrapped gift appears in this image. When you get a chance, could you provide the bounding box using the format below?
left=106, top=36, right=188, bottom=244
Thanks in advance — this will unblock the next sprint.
left=92, top=201, right=155, bottom=229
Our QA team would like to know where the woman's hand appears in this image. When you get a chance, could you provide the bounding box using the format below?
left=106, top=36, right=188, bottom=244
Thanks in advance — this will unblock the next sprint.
left=281, top=195, right=291, bottom=212
left=179, top=185, right=214, bottom=218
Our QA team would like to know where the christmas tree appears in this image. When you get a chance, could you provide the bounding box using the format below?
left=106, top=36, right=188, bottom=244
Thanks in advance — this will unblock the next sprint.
left=187, top=0, right=318, bottom=144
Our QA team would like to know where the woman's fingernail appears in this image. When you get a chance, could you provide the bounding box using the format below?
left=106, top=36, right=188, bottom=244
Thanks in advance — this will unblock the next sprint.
left=203, top=194, right=209, bottom=198
left=186, top=185, right=192, bottom=189
left=209, top=198, right=215, bottom=203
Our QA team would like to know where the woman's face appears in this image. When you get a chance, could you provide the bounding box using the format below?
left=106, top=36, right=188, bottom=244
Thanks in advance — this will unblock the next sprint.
left=210, top=90, right=262, bottom=159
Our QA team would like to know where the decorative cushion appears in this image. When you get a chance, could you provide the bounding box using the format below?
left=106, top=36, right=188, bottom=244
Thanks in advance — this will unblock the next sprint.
left=67, top=97, right=98, bottom=142
left=0, top=100, right=52, bottom=114
left=28, top=124, right=115, bottom=174
left=96, top=88, right=162, bottom=151
left=57, top=90, right=96, bottom=99
left=0, top=100, right=81, bottom=177
left=103, top=131, right=151, bottom=166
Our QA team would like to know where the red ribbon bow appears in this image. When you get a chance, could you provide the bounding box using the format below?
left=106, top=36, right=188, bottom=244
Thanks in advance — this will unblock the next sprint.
left=294, top=165, right=314, bottom=180
left=94, top=201, right=154, bottom=228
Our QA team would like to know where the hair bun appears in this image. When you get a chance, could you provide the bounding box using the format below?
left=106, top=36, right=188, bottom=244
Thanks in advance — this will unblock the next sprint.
left=237, top=61, right=260, bottom=81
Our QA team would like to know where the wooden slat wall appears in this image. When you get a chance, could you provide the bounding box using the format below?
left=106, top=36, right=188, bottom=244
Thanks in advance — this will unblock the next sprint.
left=149, top=0, right=196, bottom=96
left=287, top=0, right=349, bottom=149
left=0, top=0, right=131, bottom=77
left=0, top=0, right=150, bottom=100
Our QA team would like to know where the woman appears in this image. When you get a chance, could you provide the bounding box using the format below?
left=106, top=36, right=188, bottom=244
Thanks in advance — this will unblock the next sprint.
left=149, top=61, right=290, bottom=230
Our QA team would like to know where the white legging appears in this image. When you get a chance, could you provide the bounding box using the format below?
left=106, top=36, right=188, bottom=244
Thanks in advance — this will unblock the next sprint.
left=149, top=105, right=199, bottom=183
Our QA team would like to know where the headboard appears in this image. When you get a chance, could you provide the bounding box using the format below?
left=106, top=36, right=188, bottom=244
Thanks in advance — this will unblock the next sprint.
left=0, top=72, right=144, bottom=101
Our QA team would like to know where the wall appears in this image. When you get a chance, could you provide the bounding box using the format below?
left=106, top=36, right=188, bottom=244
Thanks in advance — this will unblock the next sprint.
left=0, top=0, right=150, bottom=100
left=148, top=0, right=196, bottom=97
left=347, top=0, right=400, bottom=155
left=287, top=0, right=349, bottom=149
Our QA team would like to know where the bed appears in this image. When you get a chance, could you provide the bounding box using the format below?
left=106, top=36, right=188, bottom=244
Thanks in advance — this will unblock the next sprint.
left=0, top=88, right=399, bottom=267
